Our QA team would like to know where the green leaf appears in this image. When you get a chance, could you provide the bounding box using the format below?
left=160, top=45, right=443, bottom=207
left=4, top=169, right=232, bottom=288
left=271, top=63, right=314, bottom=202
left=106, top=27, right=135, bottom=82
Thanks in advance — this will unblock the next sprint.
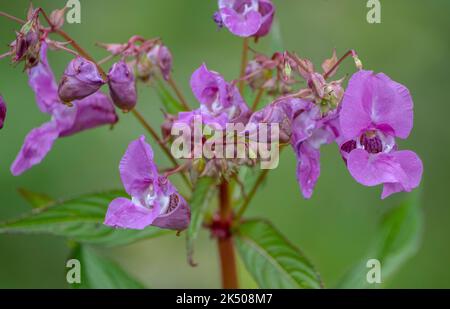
left=337, top=192, right=423, bottom=288
left=186, top=177, right=215, bottom=265
left=236, top=219, right=323, bottom=289
left=0, top=190, right=168, bottom=247
left=155, top=78, right=186, bottom=114
left=71, top=245, right=145, bottom=289
left=18, top=188, right=54, bottom=208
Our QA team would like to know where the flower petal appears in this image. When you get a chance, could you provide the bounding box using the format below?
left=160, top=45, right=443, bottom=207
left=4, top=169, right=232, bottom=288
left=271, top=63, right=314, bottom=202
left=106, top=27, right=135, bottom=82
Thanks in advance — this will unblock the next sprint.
left=347, top=149, right=405, bottom=187
left=190, top=64, right=250, bottom=123
left=254, top=0, right=275, bottom=38
left=339, top=70, right=374, bottom=139
left=347, top=149, right=422, bottom=198
left=28, top=43, right=60, bottom=114
left=340, top=70, right=414, bottom=139
left=370, top=73, right=414, bottom=139
left=190, top=63, right=222, bottom=106
left=104, top=197, right=156, bottom=230
left=58, top=56, right=105, bottom=103
left=152, top=193, right=190, bottom=230
left=58, top=91, right=118, bottom=137
left=0, top=95, right=6, bottom=129
left=218, top=3, right=262, bottom=37
left=381, top=150, right=423, bottom=199
left=11, top=121, right=60, bottom=176
left=119, top=136, right=159, bottom=197
left=295, top=142, right=320, bottom=199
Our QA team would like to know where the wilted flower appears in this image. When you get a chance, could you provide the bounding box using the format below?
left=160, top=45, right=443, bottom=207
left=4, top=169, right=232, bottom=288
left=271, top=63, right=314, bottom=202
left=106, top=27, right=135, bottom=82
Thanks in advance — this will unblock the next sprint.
left=58, top=56, right=105, bottom=103
left=49, top=7, right=66, bottom=30
left=104, top=136, right=190, bottom=230
left=190, top=63, right=250, bottom=124
left=108, top=60, right=137, bottom=111
left=215, top=0, right=275, bottom=38
left=11, top=43, right=117, bottom=176
left=338, top=70, right=423, bottom=198
left=0, top=95, right=6, bottom=129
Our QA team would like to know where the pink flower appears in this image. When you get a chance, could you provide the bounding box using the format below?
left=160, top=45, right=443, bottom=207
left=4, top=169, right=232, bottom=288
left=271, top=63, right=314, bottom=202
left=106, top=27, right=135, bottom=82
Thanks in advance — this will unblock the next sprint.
left=11, top=43, right=118, bottom=176
left=215, top=0, right=275, bottom=38
left=339, top=70, right=423, bottom=198
left=104, top=136, right=190, bottom=230
left=190, top=63, right=250, bottom=124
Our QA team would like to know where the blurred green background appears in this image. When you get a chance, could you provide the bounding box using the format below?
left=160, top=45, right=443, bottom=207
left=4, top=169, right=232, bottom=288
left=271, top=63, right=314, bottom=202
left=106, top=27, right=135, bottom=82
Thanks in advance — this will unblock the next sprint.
left=0, top=0, right=448, bottom=288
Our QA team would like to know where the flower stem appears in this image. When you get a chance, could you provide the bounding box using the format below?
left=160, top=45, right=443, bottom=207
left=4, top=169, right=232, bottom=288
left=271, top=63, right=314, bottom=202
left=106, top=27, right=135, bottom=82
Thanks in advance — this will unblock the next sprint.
left=238, top=38, right=250, bottom=94
left=167, top=77, right=190, bottom=111
left=217, top=181, right=239, bottom=289
left=251, top=87, right=265, bottom=111
left=0, top=11, right=25, bottom=24
left=131, top=109, right=192, bottom=189
left=234, top=169, right=269, bottom=223
left=323, top=49, right=358, bottom=80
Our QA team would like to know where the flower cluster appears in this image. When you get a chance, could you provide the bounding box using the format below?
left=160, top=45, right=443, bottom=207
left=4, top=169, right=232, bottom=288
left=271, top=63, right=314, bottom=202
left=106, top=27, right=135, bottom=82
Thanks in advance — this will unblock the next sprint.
left=0, top=1, right=423, bottom=234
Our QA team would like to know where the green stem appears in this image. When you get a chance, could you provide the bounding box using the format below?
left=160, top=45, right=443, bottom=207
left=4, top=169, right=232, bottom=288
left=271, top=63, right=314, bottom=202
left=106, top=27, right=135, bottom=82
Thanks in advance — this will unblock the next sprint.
left=238, top=38, right=249, bottom=94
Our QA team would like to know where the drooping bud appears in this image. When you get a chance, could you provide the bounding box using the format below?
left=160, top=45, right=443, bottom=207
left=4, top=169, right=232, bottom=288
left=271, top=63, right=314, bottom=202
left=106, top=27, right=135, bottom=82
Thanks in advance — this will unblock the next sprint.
left=107, top=60, right=137, bottom=111
left=0, top=95, right=6, bottom=129
left=58, top=57, right=105, bottom=103
left=147, top=44, right=173, bottom=81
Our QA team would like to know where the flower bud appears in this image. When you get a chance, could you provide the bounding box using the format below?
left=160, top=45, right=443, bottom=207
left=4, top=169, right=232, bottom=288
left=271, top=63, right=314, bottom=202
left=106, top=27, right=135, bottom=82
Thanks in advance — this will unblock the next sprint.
left=147, top=44, right=173, bottom=81
left=49, top=7, right=66, bottom=30
left=58, top=57, right=105, bottom=103
left=108, top=60, right=137, bottom=111
left=0, top=95, right=6, bottom=129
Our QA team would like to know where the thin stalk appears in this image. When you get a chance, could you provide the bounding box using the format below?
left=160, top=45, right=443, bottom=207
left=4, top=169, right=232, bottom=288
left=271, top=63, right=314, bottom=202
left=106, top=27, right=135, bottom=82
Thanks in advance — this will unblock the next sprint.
left=234, top=169, right=269, bottom=223
left=251, top=87, right=265, bottom=111
left=323, top=50, right=354, bottom=80
left=238, top=38, right=250, bottom=94
left=167, top=77, right=190, bottom=111
left=217, top=181, right=239, bottom=289
left=0, top=11, right=25, bottom=24
left=131, top=109, right=191, bottom=188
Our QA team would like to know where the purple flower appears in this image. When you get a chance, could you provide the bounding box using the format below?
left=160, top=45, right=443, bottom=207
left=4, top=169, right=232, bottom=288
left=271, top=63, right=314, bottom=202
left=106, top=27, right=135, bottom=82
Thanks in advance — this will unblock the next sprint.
left=0, top=95, right=6, bottom=129
left=11, top=43, right=118, bottom=176
left=339, top=70, right=423, bottom=199
left=247, top=98, right=338, bottom=198
left=147, top=44, right=173, bottom=81
left=190, top=63, right=250, bottom=124
left=104, top=136, right=190, bottom=230
left=58, top=56, right=105, bottom=103
left=292, top=108, right=338, bottom=199
left=108, top=60, right=137, bottom=111
left=216, top=0, right=275, bottom=38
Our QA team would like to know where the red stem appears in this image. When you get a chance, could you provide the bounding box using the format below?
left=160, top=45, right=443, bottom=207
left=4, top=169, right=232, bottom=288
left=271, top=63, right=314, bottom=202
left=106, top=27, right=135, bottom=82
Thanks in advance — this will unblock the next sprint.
left=323, top=50, right=354, bottom=80
left=217, top=181, right=239, bottom=289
